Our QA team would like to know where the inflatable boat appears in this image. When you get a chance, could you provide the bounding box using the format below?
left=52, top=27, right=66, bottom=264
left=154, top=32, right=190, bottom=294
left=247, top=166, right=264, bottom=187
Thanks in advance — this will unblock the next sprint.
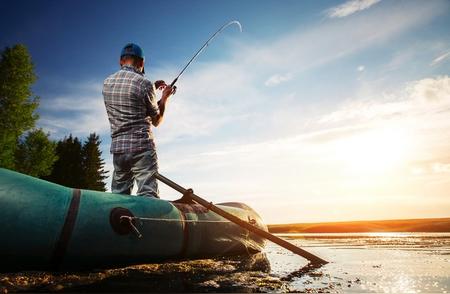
left=0, top=168, right=267, bottom=271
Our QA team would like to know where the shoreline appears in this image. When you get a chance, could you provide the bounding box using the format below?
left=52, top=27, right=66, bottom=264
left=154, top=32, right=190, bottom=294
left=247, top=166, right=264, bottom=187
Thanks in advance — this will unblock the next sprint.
left=268, top=217, right=450, bottom=233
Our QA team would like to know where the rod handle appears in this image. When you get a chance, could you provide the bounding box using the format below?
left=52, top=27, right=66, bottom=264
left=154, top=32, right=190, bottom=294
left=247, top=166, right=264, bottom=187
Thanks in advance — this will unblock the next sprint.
left=170, top=78, right=178, bottom=88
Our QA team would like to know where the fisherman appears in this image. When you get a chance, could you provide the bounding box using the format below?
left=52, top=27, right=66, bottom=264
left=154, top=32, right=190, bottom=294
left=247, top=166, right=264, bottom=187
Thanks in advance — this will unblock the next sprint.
left=103, top=43, right=175, bottom=198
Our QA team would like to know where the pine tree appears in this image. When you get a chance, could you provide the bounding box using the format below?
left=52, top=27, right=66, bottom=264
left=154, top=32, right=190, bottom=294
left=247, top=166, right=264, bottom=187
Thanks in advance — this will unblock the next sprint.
left=81, top=133, right=108, bottom=191
left=45, top=134, right=108, bottom=191
left=45, top=135, right=83, bottom=188
left=0, top=44, right=39, bottom=169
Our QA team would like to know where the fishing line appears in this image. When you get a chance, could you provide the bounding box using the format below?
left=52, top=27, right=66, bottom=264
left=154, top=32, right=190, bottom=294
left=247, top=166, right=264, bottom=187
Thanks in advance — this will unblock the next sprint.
left=169, top=20, right=242, bottom=88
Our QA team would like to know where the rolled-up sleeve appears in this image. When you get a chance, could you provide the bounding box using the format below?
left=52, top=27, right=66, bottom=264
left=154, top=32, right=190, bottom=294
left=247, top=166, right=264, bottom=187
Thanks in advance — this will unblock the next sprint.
left=143, top=80, right=159, bottom=117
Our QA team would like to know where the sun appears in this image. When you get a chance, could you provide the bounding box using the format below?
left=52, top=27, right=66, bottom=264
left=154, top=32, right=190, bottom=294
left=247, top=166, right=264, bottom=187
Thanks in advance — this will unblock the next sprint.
left=333, top=126, right=413, bottom=175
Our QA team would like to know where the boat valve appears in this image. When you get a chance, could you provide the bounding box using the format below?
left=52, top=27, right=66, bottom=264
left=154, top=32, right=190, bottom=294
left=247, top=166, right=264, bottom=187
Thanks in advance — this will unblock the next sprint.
left=110, top=207, right=143, bottom=239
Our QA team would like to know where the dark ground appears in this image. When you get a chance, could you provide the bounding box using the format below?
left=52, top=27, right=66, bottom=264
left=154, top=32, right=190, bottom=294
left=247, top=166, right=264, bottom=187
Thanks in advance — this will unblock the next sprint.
left=0, top=253, right=297, bottom=293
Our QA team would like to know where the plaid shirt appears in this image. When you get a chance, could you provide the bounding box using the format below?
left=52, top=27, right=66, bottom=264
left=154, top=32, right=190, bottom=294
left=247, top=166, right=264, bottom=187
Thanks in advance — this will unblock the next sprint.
left=103, top=65, right=159, bottom=153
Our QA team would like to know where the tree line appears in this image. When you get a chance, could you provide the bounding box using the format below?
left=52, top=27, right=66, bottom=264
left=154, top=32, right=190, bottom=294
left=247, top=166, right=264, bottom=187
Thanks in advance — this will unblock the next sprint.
left=43, top=133, right=108, bottom=190
left=0, top=44, right=108, bottom=191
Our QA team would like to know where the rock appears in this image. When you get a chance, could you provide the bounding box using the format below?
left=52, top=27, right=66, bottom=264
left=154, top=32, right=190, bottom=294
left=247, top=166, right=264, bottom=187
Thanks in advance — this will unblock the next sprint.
left=199, top=280, right=220, bottom=288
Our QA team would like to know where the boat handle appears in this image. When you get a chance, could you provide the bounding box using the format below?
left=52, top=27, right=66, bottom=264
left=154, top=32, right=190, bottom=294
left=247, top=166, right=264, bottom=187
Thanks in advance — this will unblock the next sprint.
left=120, top=216, right=143, bottom=239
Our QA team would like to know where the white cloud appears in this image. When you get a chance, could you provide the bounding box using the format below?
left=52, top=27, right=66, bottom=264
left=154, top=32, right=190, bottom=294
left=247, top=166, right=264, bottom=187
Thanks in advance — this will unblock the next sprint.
left=410, top=162, right=450, bottom=177
left=430, top=51, right=450, bottom=66
left=384, top=48, right=417, bottom=72
left=357, top=65, right=365, bottom=72
left=264, top=73, right=292, bottom=86
left=432, top=163, right=450, bottom=174
left=319, top=76, right=450, bottom=123
left=409, top=76, right=450, bottom=103
left=326, top=0, right=381, bottom=18
left=411, top=167, right=425, bottom=175
left=38, top=84, right=110, bottom=138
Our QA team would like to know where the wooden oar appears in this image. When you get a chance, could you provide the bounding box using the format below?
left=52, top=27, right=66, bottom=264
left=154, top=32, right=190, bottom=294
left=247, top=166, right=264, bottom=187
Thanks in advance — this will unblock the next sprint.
left=155, top=172, right=328, bottom=266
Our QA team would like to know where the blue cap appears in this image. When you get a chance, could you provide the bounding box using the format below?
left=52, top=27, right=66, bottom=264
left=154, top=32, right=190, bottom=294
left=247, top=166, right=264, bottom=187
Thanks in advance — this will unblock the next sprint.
left=120, top=43, right=144, bottom=60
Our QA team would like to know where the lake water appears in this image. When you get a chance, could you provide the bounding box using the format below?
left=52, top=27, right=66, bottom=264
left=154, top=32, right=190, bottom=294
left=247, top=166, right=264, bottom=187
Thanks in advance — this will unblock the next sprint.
left=1, top=232, right=449, bottom=293
left=267, top=232, right=450, bottom=293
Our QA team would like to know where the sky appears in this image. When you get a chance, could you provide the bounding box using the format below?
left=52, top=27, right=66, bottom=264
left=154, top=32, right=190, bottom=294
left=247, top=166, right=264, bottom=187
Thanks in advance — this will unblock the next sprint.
left=1, top=0, right=450, bottom=224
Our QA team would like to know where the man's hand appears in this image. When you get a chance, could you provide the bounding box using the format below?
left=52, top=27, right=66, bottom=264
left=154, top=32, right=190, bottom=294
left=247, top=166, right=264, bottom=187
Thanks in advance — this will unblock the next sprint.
left=162, top=85, right=176, bottom=99
left=155, top=80, right=177, bottom=96
left=154, top=80, right=167, bottom=90
left=152, top=85, right=176, bottom=127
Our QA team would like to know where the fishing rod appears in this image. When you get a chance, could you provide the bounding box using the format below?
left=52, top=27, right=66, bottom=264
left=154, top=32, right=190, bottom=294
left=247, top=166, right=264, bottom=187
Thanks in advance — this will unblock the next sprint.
left=169, top=20, right=242, bottom=89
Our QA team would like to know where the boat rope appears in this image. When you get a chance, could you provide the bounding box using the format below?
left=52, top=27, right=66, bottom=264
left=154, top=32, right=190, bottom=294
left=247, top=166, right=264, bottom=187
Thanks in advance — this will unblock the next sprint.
left=118, top=216, right=261, bottom=255
left=121, top=215, right=231, bottom=223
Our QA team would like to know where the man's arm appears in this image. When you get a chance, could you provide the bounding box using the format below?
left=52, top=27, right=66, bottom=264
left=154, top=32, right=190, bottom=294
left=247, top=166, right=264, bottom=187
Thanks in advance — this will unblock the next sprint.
left=151, top=85, right=174, bottom=127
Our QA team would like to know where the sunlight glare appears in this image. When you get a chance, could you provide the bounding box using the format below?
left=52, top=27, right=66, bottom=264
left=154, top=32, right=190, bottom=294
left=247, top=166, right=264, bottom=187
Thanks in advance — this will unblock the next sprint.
left=333, top=126, right=413, bottom=174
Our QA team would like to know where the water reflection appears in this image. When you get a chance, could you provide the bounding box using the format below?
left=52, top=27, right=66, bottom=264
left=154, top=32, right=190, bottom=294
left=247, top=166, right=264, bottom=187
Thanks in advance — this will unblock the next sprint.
left=265, top=233, right=450, bottom=293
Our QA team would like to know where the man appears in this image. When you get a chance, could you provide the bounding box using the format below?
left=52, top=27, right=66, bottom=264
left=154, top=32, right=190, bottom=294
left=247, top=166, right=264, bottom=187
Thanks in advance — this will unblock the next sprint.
left=103, top=43, right=174, bottom=198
